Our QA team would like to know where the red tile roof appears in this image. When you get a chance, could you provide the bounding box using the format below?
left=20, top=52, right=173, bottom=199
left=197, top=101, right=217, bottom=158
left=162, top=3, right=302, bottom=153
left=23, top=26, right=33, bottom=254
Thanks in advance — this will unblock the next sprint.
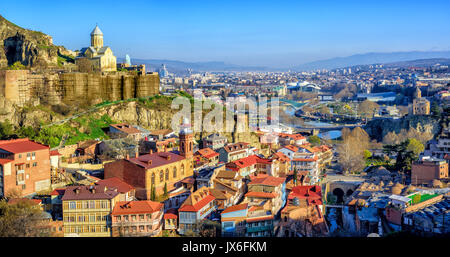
left=222, top=203, right=248, bottom=214
left=128, top=151, right=185, bottom=169
left=0, top=138, right=49, bottom=154
left=288, top=185, right=323, bottom=206
left=96, top=177, right=134, bottom=194
left=245, top=191, right=278, bottom=198
left=50, top=188, right=66, bottom=196
left=226, top=155, right=271, bottom=171
left=248, top=174, right=285, bottom=187
left=196, top=148, right=219, bottom=159
left=50, top=150, right=61, bottom=156
left=164, top=208, right=178, bottom=219
left=279, top=133, right=306, bottom=141
left=112, top=200, right=163, bottom=215
left=62, top=185, right=119, bottom=201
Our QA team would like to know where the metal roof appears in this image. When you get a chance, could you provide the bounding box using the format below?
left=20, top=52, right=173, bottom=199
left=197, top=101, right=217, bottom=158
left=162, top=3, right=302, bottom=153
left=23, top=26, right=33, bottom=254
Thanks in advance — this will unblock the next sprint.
left=91, top=25, right=103, bottom=36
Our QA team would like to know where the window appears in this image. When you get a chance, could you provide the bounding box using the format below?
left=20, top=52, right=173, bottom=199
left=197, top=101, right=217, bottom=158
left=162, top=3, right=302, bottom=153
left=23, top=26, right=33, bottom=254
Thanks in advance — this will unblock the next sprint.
left=139, top=225, right=145, bottom=232
left=147, top=225, right=152, bottom=231
left=139, top=215, right=144, bottom=220
left=160, top=171, right=163, bottom=182
left=124, top=215, right=129, bottom=221
left=132, top=215, right=137, bottom=221
left=165, top=169, right=169, bottom=180
left=89, top=215, right=95, bottom=222
left=32, top=162, right=37, bottom=167
left=151, top=173, right=155, bottom=185
left=181, top=164, right=185, bottom=175
left=147, top=214, right=151, bottom=220
left=101, top=201, right=107, bottom=209
left=83, top=201, right=89, bottom=209
left=90, top=201, right=95, bottom=209
left=76, top=202, right=82, bottom=209
left=173, top=167, right=177, bottom=178
left=69, top=201, right=76, bottom=209
left=97, top=214, right=102, bottom=222
left=117, top=216, right=121, bottom=221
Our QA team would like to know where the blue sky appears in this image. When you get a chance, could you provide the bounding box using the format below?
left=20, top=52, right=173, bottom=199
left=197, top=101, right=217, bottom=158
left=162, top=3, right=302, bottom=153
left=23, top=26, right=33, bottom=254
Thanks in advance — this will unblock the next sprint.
left=2, top=0, right=450, bottom=67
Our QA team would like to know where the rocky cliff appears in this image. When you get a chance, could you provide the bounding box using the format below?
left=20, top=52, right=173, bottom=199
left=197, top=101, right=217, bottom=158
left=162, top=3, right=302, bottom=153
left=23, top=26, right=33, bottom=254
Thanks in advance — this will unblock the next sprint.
left=0, top=14, right=70, bottom=68
left=363, top=115, right=441, bottom=142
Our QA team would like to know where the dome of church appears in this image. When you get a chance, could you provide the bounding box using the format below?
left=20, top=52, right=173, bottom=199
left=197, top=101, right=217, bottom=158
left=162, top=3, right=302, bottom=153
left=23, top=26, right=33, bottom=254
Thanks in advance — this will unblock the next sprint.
left=91, top=25, right=103, bottom=36
left=179, top=117, right=192, bottom=135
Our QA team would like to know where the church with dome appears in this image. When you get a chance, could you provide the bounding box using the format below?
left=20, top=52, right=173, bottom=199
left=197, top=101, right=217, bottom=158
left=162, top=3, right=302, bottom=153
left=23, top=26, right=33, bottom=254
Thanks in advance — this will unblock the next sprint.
left=75, top=25, right=117, bottom=72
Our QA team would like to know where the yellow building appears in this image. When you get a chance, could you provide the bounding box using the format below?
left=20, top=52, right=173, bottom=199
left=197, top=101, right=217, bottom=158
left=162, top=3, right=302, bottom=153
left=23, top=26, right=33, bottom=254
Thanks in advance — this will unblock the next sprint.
left=62, top=185, right=120, bottom=237
left=75, top=25, right=117, bottom=72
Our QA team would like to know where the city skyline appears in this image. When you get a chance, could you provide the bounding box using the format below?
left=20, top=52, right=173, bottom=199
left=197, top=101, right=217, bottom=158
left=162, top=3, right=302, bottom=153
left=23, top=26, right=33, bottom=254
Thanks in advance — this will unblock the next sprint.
left=2, top=0, right=450, bottom=68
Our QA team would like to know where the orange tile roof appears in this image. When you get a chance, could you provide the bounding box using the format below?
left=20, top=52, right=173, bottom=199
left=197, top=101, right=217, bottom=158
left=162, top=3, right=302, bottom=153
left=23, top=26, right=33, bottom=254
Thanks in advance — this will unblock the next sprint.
left=226, top=155, right=272, bottom=170
left=179, top=187, right=216, bottom=212
left=245, top=191, right=278, bottom=198
left=292, top=156, right=318, bottom=162
left=222, top=203, right=248, bottom=214
left=0, top=159, right=13, bottom=165
left=110, top=123, right=142, bottom=134
left=50, top=150, right=61, bottom=156
left=112, top=200, right=163, bottom=215
left=283, top=145, right=299, bottom=152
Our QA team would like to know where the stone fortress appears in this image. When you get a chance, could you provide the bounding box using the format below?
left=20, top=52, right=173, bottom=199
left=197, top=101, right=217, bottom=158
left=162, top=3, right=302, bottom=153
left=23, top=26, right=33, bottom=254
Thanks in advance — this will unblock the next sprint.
left=0, top=25, right=159, bottom=107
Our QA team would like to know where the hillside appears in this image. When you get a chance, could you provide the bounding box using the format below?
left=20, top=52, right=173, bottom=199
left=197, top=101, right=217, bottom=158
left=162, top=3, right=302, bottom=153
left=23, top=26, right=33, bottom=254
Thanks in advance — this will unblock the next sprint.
left=292, top=51, right=450, bottom=71
left=0, top=14, right=73, bottom=68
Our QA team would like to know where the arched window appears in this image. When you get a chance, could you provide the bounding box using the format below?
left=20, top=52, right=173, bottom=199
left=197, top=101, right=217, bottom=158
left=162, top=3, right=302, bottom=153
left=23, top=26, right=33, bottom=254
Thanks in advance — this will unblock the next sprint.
left=181, top=164, right=185, bottom=175
left=189, top=142, right=192, bottom=151
left=165, top=169, right=169, bottom=181
left=160, top=170, right=164, bottom=182
left=173, top=167, right=177, bottom=179
left=151, top=173, right=155, bottom=185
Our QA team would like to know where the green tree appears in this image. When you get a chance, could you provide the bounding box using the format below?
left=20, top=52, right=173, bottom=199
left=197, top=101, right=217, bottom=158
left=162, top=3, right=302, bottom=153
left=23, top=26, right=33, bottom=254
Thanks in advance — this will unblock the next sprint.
left=7, top=61, right=26, bottom=70
left=0, top=120, right=15, bottom=139
left=363, top=149, right=372, bottom=159
left=293, top=169, right=298, bottom=186
left=308, top=135, right=321, bottom=146
left=163, top=182, right=168, bottom=197
left=406, top=138, right=424, bottom=156
left=0, top=199, right=50, bottom=237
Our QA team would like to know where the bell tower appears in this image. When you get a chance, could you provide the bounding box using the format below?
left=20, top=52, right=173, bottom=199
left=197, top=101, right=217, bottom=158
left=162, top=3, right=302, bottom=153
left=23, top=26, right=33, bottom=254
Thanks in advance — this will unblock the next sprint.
left=179, top=118, right=193, bottom=158
left=90, top=25, right=104, bottom=50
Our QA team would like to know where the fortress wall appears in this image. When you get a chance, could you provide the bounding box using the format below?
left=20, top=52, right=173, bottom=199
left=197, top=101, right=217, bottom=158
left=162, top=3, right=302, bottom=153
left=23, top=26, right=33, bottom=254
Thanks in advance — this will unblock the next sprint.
left=0, top=71, right=160, bottom=106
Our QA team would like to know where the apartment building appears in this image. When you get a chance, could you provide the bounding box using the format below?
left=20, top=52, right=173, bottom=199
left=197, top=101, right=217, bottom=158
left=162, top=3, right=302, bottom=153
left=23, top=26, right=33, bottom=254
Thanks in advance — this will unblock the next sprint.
left=62, top=185, right=120, bottom=237
left=111, top=200, right=163, bottom=237
left=0, top=138, right=51, bottom=197
left=178, top=187, right=216, bottom=235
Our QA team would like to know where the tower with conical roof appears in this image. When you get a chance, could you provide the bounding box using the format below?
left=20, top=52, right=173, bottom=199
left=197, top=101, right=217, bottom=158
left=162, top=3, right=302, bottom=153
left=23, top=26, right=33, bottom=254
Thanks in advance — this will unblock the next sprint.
left=179, top=117, right=193, bottom=158
left=90, top=25, right=103, bottom=50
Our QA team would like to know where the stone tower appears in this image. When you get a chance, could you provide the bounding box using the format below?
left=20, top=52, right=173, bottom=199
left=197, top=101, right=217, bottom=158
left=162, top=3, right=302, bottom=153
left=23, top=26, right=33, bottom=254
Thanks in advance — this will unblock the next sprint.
left=414, top=86, right=422, bottom=99
left=90, top=25, right=103, bottom=50
left=179, top=117, right=193, bottom=158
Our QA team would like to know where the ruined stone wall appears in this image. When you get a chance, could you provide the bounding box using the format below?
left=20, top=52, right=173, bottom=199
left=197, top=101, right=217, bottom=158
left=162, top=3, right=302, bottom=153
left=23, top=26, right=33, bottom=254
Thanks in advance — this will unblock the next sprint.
left=0, top=70, right=160, bottom=106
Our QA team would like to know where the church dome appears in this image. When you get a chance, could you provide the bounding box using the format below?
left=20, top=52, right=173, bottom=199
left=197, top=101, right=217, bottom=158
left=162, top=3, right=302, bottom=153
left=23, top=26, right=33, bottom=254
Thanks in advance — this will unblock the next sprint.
left=91, top=25, right=103, bottom=36
left=179, top=117, right=192, bottom=135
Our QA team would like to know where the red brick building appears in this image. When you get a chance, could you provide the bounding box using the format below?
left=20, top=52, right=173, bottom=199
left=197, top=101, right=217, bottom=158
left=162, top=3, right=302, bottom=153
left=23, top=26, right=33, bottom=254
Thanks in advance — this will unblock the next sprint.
left=411, top=158, right=448, bottom=186
left=0, top=138, right=51, bottom=197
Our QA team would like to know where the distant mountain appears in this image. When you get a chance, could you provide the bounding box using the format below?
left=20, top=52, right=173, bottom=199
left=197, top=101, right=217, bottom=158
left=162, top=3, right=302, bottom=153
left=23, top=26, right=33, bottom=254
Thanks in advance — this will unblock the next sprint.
left=382, top=58, right=450, bottom=68
left=119, top=58, right=272, bottom=73
left=292, top=51, right=450, bottom=71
